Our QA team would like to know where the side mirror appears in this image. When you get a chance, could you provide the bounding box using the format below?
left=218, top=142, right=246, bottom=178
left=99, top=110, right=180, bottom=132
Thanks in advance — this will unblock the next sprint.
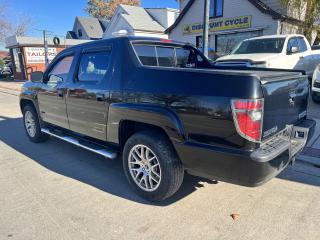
left=30, top=71, right=43, bottom=82
left=288, top=46, right=299, bottom=54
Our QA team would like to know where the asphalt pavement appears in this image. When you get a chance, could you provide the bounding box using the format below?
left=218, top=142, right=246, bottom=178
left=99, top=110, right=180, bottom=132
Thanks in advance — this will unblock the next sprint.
left=0, top=91, right=320, bottom=240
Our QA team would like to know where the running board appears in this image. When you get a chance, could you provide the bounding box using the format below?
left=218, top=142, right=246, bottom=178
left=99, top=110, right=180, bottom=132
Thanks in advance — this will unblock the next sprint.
left=41, top=128, right=117, bottom=159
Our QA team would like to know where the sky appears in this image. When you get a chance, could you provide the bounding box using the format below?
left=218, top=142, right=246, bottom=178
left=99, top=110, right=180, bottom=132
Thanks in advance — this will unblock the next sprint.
left=4, top=0, right=179, bottom=38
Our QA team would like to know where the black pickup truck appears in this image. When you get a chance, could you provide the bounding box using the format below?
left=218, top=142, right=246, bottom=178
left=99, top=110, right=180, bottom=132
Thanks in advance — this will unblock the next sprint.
left=20, top=36, right=315, bottom=201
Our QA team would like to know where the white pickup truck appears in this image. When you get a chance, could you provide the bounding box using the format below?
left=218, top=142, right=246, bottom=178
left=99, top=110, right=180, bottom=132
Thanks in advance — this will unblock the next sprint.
left=215, top=34, right=320, bottom=78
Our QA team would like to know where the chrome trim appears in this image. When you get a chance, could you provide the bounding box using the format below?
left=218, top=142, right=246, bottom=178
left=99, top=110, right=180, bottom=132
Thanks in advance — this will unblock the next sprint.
left=251, top=125, right=309, bottom=162
left=41, top=128, right=117, bottom=159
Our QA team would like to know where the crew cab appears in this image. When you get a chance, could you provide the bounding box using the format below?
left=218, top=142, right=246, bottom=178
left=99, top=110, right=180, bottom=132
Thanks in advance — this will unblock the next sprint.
left=215, top=35, right=320, bottom=78
left=20, top=36, right=315, bottom=201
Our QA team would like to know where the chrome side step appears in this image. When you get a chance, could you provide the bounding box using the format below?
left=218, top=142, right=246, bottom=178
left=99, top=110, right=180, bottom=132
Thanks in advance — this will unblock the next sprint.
left=41, top=128, right=117, bottom=159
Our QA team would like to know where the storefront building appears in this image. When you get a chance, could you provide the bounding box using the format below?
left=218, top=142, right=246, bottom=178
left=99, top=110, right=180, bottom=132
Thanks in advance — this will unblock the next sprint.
left=5, top=36, right=90, bottom=80
left=166, top=0, right=302, bottom=58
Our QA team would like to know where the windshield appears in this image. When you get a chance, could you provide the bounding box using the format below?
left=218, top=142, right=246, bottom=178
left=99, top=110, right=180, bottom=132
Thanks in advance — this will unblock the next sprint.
left=232, top=38, right=286, bottom=54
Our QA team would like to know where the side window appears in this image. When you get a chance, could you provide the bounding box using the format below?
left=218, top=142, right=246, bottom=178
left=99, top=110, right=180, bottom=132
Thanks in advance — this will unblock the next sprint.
left=287, top=38, right=299, bottom=53
left=78, top=51, right=110, bottom=82
left=47, top=55, right=74, bottom=87
left=175, top=48, right=205, bottom=68
left=297, top=37, right=308, bottom=52
left=134, top=45, right=157, bottom=66
left=156, top=46, right=175, bottom=67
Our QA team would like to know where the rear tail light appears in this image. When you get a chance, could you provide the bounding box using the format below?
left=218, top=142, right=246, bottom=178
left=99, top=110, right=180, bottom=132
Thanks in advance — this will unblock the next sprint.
left=231, top=99, right=264, bottom=142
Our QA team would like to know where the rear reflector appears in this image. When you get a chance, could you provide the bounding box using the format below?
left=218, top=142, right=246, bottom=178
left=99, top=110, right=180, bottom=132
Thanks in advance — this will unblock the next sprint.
left=231, top=99, right=264, bottom=142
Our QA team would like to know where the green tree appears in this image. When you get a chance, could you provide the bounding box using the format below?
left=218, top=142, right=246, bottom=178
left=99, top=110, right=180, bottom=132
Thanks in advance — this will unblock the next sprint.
left=85, top=0, right=140, bottom=20
left=281, top=0, right=320, bottom=42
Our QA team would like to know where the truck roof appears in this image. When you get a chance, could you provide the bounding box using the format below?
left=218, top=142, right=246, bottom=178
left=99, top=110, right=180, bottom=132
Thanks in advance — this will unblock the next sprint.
left=244, top=34, right=305, bottom=41
left=67, top=36, right=188, bottom=51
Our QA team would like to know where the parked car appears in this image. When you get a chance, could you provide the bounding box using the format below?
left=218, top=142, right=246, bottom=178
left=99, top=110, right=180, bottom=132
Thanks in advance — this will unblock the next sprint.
left=1, top=65, right=12, bottom=76
left=215, top=34, right=320, bottom=79
left=20, top=36, right=315, bottom=201
left=311, top=65, right=320, bottom=103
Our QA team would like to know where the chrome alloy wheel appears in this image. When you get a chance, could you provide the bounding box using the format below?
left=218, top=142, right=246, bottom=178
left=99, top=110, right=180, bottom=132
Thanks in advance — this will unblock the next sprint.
left=24, top=111, right=36, bottom=138
left=128, top=144, right=161, bottom=192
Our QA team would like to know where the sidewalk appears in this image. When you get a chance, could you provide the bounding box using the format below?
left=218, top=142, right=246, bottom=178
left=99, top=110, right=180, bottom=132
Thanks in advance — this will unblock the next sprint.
left=0, top=80, right=24, bottom=95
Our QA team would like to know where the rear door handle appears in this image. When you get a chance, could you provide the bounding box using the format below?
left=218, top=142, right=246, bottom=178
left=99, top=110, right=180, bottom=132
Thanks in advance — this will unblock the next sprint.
left=96, top=94, right=105, bottom=102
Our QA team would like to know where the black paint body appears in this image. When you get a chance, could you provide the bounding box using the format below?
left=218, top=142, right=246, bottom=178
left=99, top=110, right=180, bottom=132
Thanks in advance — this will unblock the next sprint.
left=20, top=36, right=314, bottom=187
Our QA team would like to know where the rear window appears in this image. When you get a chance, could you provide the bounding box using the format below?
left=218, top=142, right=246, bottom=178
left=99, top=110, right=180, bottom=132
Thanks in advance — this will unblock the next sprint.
left=157, top=47, right=175, bottom=67
left=133, top=45, right=157, bottom=66
left=133, top=44, right=206, bottom=68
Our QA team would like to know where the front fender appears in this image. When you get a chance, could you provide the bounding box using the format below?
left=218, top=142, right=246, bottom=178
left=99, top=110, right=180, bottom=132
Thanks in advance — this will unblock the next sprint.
left=107, top=103, right=186, bottom=144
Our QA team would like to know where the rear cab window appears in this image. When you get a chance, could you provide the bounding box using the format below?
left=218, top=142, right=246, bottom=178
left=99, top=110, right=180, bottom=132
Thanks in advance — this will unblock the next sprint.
left=132, top=42, right=209, bottom=68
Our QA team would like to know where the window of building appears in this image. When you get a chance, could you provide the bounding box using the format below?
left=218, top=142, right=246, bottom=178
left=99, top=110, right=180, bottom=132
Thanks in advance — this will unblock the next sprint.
left=216, top=30, right=263, bottom=57
left=210, top=0, right=223, bottom=18
left=78, top=29, right=83, bottom=37
left=12, top=48, right=21, bottom=73
left=78, top=51, right=110, bottom=82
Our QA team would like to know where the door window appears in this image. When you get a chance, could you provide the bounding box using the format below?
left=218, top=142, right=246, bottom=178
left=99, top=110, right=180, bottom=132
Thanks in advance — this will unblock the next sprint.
left=287, top=38, right=299, bottom=53
left=47, top=55, right=74, bottom=87
left=297, top=37, right=308, bottom=52
left=78, top=51, right=111, bottom=82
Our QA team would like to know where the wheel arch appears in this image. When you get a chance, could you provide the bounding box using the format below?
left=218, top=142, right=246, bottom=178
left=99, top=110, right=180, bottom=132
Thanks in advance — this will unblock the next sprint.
left=107, top=103, right=186, bottom=147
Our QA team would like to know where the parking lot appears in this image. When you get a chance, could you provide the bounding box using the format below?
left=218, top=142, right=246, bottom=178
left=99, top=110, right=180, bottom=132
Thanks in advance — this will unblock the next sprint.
left=0, top=91, right=320, bottom=240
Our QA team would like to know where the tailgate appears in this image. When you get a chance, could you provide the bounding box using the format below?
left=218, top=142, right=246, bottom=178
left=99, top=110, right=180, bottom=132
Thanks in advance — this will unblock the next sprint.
left=261, top=74, right=309, bottom=140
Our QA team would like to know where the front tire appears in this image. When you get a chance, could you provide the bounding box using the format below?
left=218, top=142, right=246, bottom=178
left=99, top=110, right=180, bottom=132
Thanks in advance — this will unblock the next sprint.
left=23, top=105, right=49, bottom=143
left=123, top=131, right=184, bottom=202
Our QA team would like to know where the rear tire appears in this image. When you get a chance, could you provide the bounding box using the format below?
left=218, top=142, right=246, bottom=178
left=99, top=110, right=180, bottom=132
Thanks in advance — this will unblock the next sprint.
left=123, top=131, right=184, bottom=202
left=23, top=105, right=49, bottom=143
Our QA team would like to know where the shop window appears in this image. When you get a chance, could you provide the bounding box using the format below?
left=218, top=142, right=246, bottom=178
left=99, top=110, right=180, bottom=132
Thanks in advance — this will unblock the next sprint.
left=215, top=31, right=262, bottom=57
left=210, top=0, right=223, bottom=18
left=12, top=48, right=21, bottom=73
left=78, top=51, right=110, bottom=82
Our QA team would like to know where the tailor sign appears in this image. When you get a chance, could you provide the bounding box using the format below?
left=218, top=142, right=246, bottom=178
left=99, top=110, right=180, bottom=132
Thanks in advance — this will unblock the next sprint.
left=25, top=47, right=57, bottom=64
left=183, top=16, right=252, bottom=35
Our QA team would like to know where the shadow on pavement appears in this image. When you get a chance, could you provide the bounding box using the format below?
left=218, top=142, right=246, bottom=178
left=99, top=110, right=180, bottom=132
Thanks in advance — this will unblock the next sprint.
left=0, top=116, right=218, bottom=206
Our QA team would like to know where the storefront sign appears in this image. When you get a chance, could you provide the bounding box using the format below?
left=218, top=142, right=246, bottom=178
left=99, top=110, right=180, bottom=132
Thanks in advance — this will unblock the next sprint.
left=183, top=16, right=252, bottom=35
left=25, top=47, right=57, bottom=64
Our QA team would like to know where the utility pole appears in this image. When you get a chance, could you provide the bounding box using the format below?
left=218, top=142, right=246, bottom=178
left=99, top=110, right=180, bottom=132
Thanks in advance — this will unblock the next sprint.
left=202, top=0, right=210, bottom=57
left=43, top=30, right=49, bottom=67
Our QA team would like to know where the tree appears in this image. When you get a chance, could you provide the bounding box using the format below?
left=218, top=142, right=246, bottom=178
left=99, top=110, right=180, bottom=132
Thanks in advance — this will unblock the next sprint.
left=0, top=4, right=33, bottom=43
left=85, top=0, right=140, bottom=20
left=281, top=0, right=320, bottom=42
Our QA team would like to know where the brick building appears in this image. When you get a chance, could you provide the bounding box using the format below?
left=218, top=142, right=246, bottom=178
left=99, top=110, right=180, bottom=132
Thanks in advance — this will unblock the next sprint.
left=5, top=36, right=90, bottom=80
